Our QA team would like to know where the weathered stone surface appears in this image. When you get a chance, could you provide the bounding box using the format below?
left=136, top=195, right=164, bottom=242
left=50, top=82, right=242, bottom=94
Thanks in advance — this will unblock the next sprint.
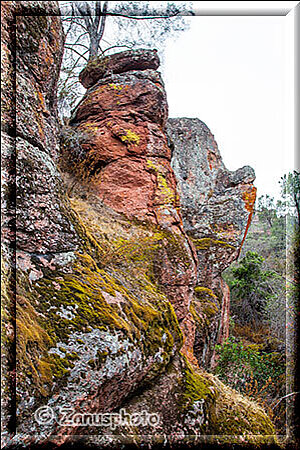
left=64, top=52, right=198, bottom=355
left=168, top=118, right=256, bottom=256
left=79, top=48, right=160, bottom=89
left=67, top=69, right=170, bottom=222
left=1, top=2, right=78, bottom=447
left=14, top=237, right=183, bottom=445
left=16, top=138, right=78, bottom=254
left=168, top=117, right=257, bottom=366
left=1, top=0, right=79, bottom=257
left=78, top=356, right=275, bottom=448
left=1, top=1, right=62, bottom=134
left=72, top=70, right=168, bottom=127
left=2, top=5, right=275, bottom=446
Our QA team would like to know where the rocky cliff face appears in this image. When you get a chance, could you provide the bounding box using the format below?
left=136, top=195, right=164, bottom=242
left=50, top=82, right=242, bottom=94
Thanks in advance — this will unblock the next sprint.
left=2, top=1, right=77, bottom=445
left=64, top=48, right=199, bottom=365
left=2, top=3, right=275, bottom=448
left=168, top=118, right=256, bottom=366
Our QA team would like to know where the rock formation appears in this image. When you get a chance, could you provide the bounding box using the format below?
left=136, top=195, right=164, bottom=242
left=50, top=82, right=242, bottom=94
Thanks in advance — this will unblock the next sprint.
left=2, top=1, right=78, bottom=445
left=168, top=118, right=256, bottom=366
left=65, top=48, right=199, bottom=366
left=2, top=2, right=275, bottom=448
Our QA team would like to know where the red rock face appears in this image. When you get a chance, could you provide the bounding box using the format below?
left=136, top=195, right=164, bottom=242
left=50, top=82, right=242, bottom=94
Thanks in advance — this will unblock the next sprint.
left=72, top=71, right=168, bottom=126
left=64, top=50, right=198, bottom=364
left=66, top=52, right=178, bottom=227
left=94, top=158, right=156, bottom=220
left=68, top=65, right=174, bottom=225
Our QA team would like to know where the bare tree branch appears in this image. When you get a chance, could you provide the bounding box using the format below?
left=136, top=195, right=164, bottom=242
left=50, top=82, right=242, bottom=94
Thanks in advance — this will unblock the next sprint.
left=62, top=49, right=89, bottom=84
left=64, top=17, right=88, bottom=32
left=101, top=44, right=134, bottom=55
left=104, top=11, right=182, bottom=20
left=65, top=42, right=90, bottom=50
left=74, top=3, right=93, bottom=31
left=63, top=3, right=76, bottom=37
left=65, top=46, right=89, bottom=61
left=94, top=1, right=102, bottom=32
left=58, top=1, right=193, bottom=118
left=97, top=1, right=108, bottom=43
left=70, top=30, right=89, bottom=44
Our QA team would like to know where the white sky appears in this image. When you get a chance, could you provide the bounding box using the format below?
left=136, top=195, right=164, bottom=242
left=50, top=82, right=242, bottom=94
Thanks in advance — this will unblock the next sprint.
left=162, top=1, right=298, bottom=200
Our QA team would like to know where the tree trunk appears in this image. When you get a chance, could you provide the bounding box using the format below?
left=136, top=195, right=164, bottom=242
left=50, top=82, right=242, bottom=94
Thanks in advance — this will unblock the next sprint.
left=89, top=35, right=98, bottom=61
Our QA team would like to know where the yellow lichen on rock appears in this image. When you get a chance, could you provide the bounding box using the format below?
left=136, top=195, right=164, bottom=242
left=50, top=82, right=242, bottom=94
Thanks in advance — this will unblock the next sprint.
left=120, top=129, right=140, bottom=145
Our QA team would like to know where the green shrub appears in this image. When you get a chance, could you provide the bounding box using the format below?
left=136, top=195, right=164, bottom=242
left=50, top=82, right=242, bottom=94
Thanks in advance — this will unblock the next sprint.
left=214, top=336, right=285, bottom=394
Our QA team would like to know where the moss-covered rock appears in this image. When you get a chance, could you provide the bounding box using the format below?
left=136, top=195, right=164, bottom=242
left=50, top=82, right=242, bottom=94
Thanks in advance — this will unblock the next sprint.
left=79, top=355, right=276, bottom=449
left=3, top=6, right=278, bottom=445
left=13, top=187, right=189, bottom=439
left=12, top=178, right=276, bottom=447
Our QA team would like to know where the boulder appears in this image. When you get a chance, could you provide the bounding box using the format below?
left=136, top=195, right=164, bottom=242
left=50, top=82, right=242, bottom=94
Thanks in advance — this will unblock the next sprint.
left=79, top=48, right=160, bottom=89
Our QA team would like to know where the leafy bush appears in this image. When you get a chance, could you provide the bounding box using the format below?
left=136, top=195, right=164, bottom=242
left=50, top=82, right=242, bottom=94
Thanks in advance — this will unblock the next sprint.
left=214, top=336, right=285, bottom=394
left=214, top=336, right=286, bottom=433
left=225, top=251, right=279, bottom=328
